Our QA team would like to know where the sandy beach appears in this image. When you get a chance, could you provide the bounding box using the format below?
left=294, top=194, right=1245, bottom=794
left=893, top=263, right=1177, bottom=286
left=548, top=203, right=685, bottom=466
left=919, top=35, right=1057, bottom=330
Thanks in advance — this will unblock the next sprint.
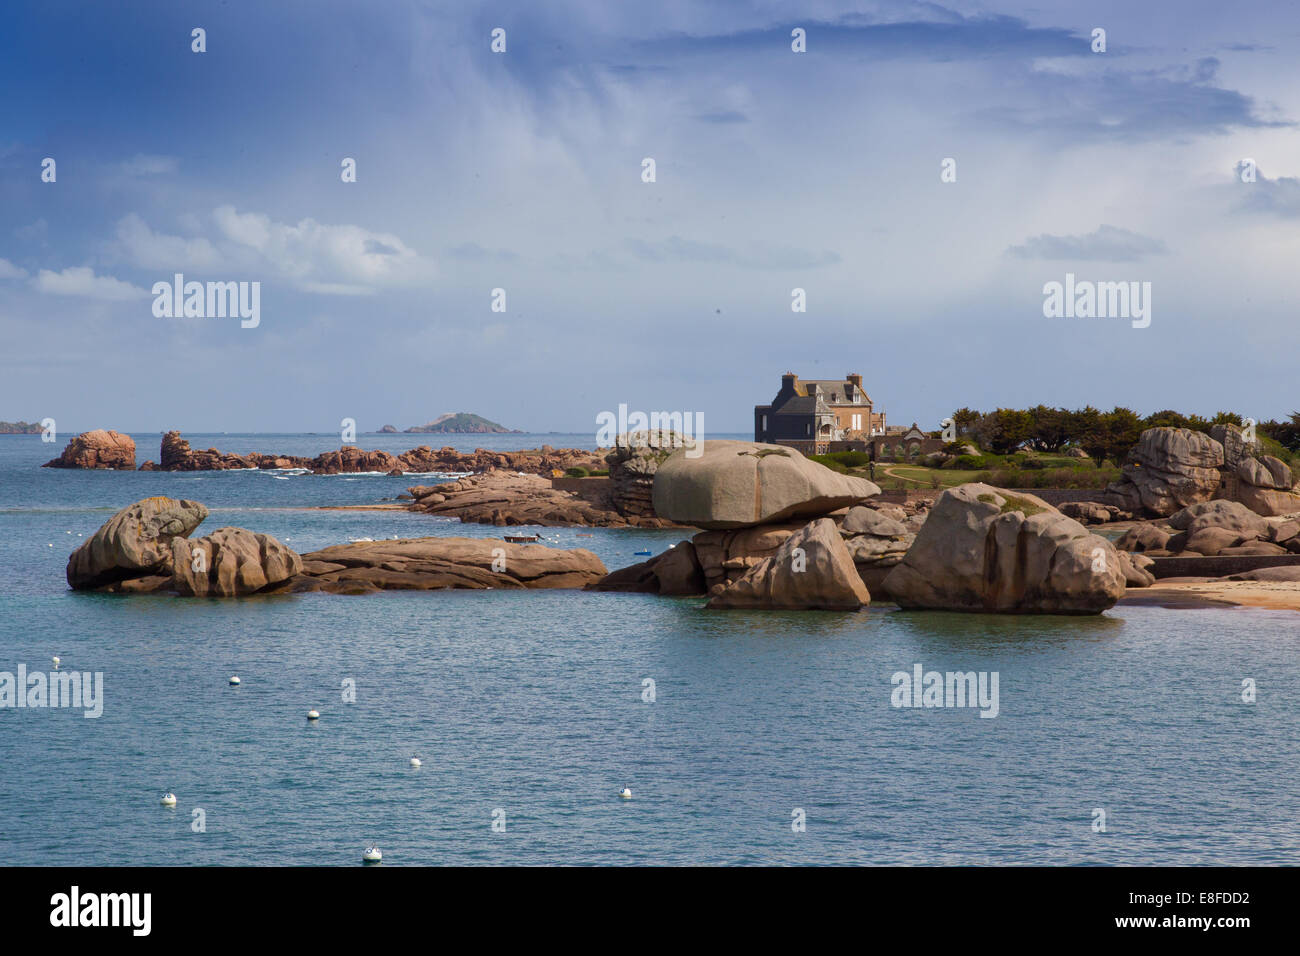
left=1121, top=580, right=1300, bottom=612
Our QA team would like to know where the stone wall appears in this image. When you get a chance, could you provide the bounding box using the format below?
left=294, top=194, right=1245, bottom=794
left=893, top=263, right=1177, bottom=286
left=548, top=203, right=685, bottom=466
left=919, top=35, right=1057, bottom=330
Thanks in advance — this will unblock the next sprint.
left=1147, top=554, right=1300, bottom=580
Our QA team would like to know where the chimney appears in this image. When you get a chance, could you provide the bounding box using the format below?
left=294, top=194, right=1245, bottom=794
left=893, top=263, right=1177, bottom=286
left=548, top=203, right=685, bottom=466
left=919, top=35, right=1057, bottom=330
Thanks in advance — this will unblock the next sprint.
left=847, top=373, right=862, bottom=388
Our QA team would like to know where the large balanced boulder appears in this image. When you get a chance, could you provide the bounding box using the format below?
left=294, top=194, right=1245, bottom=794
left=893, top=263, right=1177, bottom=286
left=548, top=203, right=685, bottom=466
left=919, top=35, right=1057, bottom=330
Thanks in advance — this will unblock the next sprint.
left=706, top=518, right=870, bottom=610
left=883, top=484, right=1126, bottom=614
left=67, top=496, right=209, bottom=589
left=43, top=429, right=136, bottom=469
left=295, top=538, right=607, bottom=593
left=652, top=440, right=879, bottom=530
left=1105, top=427, right=1224, bottom=517
left=171, top=528, right=302, bottom=597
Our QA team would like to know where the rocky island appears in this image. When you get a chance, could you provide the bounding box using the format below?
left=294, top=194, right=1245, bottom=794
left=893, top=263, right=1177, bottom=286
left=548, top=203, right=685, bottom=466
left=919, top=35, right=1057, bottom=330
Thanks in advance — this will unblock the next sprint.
left=0, top=420, right=43, bottom=434
left=404, top=412, right=521, bottom=434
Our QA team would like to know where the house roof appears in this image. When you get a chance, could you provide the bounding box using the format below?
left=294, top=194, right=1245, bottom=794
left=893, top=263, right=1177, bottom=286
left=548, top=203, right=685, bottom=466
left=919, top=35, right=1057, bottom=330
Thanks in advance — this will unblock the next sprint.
left=800, top=379, right=872, bottom=405
left=772, top=395, right=833, bottom=417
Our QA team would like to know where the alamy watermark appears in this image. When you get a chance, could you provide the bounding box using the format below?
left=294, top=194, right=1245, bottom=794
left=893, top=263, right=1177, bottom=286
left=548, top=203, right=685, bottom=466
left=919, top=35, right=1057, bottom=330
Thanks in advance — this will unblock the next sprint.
left=1043, top=273, right=1150, bottom=329
left=0, top=664, right=103, bottom=717
left=50, top=886, right=150, bottom=936
left=595, top=404, right=704, bottom=458
left=891, top=664, right=999, bottom=718
left=152, top=273, right=260, bottom=328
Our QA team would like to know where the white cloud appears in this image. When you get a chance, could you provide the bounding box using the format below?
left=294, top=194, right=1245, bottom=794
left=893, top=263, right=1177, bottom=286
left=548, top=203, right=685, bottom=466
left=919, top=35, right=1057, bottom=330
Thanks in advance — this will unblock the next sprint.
left=31, top=267, right=148, bottom=300
left=114, top=213, right=223, bottom=270
left=212, top=205, right=434, bottom=289
left=103, top=207, right=434, bottom=294
left=0, top=259, right=27, bottom=279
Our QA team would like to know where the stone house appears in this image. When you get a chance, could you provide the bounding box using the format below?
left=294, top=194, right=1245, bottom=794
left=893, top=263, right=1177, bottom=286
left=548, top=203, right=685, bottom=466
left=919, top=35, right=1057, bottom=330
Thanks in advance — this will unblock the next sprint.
left=753, top=372, right=886, bottom=455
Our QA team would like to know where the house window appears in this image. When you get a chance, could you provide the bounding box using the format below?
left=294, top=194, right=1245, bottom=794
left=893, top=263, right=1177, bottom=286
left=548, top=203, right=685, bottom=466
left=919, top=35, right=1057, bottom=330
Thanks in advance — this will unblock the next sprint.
left=851, top=414, right=861, bottom=431
left=761, top=414, right=767, bottom=432
left=806, top=423, right=812, bottom=436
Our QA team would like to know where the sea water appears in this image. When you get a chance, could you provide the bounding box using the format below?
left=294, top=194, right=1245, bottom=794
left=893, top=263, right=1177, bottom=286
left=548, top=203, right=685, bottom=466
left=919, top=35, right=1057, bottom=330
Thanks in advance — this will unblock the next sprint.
left=0, top=434, right=1297, bottom=865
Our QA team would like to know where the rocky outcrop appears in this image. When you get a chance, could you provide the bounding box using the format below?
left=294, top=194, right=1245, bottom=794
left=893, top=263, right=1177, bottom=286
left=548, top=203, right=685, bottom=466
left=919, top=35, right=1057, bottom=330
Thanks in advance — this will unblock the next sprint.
left=138, top=431, right=606, bottom=476
left=652, top=440, right=879, bottom=530
left=604, top=431, right=689, bottom=520
left=883, top=484, right=1126, bottom=614
left=171, top=528, right=302, bottom=597
left=705, top=518, right=871, bottom=610
left=1059, top=501, right=1133, bottom=525
left=586, top=541, right=705, bottom=595
left=1105, top=428, right=1224, bottom=517
left=588, top=503, right=913, bottom=602
left=839, top=506, right=915, bottom=596
left=67, top=496, right=208, bottom=589
left=1116, top=550, right=1156, bottom=588
left=1144, top=499, right=1300, bottom=557
left=43, top=429, right=136, bottom=470
left=1233, top=455, right=1300, bottom=516
left=66, top=496, right=601, bottom=595
left=1114, top=523, right=1172, bottom=553
left=1104, top=425, right=1300, bottom=519
left=407, top=470, right=679, bottom=528
left=294, top=538, right=606, bottom=593
left=1169, top=499, right=1269, bottom=538
left=691, top=522, right=806, bottom=593
left=1115, top=498, right=1300, bottom=559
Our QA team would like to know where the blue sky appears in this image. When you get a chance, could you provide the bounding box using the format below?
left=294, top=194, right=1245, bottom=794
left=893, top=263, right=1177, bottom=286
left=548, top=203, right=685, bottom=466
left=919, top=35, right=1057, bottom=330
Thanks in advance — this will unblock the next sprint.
left=2, top=0, right=1298, bottom=434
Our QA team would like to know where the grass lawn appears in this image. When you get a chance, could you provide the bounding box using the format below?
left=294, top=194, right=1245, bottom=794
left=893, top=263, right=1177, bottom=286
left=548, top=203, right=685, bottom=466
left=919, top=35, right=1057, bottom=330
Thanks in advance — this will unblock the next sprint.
left=881, top=465, right=979, bottom=488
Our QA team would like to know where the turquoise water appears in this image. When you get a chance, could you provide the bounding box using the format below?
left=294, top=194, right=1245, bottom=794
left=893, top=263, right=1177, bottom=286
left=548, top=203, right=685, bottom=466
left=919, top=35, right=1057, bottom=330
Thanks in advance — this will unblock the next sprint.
left=1, top=434, right=1298, bottom=865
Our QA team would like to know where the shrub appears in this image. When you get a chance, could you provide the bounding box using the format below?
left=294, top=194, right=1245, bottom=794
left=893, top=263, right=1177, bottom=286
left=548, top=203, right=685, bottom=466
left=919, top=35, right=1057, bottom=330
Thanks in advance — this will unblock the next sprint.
left=808, top=454, right=849, bottom=473
left=812, top=450, right=870, bottom=468
left=949, top=454, right=989, bottom=470
left=974, top=466, right=1119, bottom=489
left=564, top=466, right=590, bottom=478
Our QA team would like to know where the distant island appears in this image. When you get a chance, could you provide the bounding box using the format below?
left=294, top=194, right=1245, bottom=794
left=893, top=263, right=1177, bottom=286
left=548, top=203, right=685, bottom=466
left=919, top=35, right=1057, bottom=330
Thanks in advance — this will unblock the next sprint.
left=0, top=420, right=42, bottom=434
left=404, top=412, right=521, bottom=434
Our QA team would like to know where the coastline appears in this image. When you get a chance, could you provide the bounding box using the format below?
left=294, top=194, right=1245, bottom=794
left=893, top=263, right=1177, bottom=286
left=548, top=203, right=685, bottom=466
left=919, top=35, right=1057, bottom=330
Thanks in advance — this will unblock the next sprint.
left=1119, top=580, right=1300, bottom=613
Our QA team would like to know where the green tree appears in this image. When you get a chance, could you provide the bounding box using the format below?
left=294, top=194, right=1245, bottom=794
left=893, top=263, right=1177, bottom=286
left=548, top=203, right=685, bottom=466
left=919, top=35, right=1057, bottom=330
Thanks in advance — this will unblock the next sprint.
left=950, top=407, right=982, bottom=439
left=1102, top=407, right=1144, bottom=464
left=1027, top=405, right=1071, bottom=452
left=988, top=408, right=1034, bottom=455
left=1072, top=406, right=1108, bottom=464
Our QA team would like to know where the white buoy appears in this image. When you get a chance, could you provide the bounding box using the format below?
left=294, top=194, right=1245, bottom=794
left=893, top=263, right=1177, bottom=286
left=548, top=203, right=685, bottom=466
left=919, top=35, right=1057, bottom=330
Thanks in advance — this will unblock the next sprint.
left=229, top=676, right=240, bottom=686
left=307, top=709, right=320, bottom=720
left=362, top=846, right=382, bottom=863
left=160, top=792, right=177, bottom=807
left=409, top=757, right=422, bottom=768
left=619, top=787, right=632, bottom=800
left=52, top=656, right=60, bottom=669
